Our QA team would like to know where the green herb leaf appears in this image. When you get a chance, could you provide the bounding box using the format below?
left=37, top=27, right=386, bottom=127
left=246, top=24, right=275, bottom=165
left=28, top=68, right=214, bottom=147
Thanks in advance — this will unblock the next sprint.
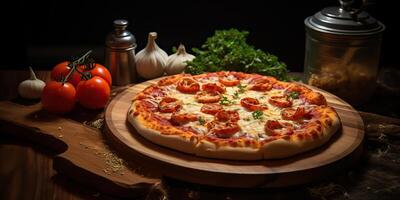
left=198, top=117, right=206, bottom=125
left=252, top=110, right=263, bottom=120
left=288, top=91, right=300, bottom=99
left=185, top=29, right=289, bottom=80
left=237, top=83, right=247, bottom=93
left=219, top=96, right=235, bottom=106
left=233, top=91, right=240, bottom=99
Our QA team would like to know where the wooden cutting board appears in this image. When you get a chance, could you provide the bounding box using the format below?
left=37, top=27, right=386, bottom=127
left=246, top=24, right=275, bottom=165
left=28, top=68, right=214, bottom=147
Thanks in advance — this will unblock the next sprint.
left=104, top=78, right=365, bottom=188
left=0, top=101, right=159, bottom=199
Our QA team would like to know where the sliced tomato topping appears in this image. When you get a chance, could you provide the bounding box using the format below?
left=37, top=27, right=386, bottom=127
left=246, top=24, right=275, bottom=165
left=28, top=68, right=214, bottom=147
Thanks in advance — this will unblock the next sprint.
left=265, top=120, right=294, bottom=136
left=176, top=78, right=200, bottom=94
left=140, top=99, right=158, bottom=112
left=195, top=91, right=221, bottom=103
left=170, top=113, right=198, bottom=125
left=201, top=83, right=225, bottom=93
left=250, top=77, right=276, bottom=91
left=215, top=110, right=240, bottom=122
left=269, top=96, right=292, bottom=108
left=240, top=97, right=267, bottom=111
left=158, top=97, right=182, bottom=113
left=218, top=76, right=240, bottom=86
left=201, top=104, right=223, bottom=115
left=207, top=120, right=240, bottom=138
left=281, top=107, right=308, bottom=120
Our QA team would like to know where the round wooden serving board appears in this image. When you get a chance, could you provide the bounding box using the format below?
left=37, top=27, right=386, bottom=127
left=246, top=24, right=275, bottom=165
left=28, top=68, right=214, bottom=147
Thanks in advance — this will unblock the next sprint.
left=104, top=77, right=364, bottom=188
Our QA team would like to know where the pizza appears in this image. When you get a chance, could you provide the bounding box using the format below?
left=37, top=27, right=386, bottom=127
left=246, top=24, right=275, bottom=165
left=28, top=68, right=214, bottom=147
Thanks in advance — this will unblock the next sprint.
left=127, top=72, right=341, bottom=160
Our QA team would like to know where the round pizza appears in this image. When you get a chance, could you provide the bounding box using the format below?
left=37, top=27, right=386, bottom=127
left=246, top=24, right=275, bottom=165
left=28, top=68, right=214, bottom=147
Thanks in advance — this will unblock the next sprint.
left=127, top=72, right=341, bottom=160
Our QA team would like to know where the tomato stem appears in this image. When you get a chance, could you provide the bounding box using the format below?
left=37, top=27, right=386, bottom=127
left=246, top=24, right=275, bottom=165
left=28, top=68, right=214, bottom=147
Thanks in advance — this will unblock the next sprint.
left=62, top=50, right=93, bottom=84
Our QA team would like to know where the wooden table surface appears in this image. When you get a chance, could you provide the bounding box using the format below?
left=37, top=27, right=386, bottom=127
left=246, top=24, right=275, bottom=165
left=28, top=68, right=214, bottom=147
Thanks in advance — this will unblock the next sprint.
left=1, top=70, right=400, bottom=200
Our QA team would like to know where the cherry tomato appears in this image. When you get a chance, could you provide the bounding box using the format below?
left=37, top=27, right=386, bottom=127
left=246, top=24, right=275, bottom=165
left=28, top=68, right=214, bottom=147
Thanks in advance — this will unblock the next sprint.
left=76, top=76, right=111, bottom=109
left=51, top=61, right=83, bottom=87
left=176, top=78, right=200, bottom=94
left=201, top=104, right=223, bottom=115
left=83, top=63, right=112, bottom=86
left=41, top=81, right=76, bottom=114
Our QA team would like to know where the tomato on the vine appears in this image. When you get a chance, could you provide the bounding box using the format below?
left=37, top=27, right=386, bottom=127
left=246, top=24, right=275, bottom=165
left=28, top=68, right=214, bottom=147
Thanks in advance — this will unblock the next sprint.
left=84, top=63, right=112, bottom=86
left=50, top=61, right=83, bottom=87
left=41, top=81, right=76, bottom=114
left=76, top=76, right=110, bottom=109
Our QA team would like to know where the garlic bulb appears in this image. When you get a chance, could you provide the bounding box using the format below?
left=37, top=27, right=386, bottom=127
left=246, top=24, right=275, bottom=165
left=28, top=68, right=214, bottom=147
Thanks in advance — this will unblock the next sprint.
left=136, top=32, right=168, bottom=79
left=165, top=44, right=195, bottom=75
left=18, top=66, right=45, bottom=99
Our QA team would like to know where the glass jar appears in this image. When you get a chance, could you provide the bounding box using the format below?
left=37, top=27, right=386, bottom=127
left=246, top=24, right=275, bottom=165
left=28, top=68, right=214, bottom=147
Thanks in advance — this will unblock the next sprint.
left=304, top=0, right=385, bottom=105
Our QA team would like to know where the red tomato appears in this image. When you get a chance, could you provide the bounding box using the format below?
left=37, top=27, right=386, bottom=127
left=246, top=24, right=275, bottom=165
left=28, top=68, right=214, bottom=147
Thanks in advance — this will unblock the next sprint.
left=82, top=63, right=112, bottom=86
left=41, top=81, right=76, bottom=114
left=51, top=61, right=83, bottom=87
left=76, top=76, right=111, bottom=109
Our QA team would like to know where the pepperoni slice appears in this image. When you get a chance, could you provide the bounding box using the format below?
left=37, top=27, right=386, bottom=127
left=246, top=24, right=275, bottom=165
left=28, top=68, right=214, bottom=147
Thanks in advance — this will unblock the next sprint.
left=201, top=104, right=223, bottom=115
left=269, top=96, right=292, bottom=108
left=158, top=97, right=182, bottom=113
left=281, top=107, right=308, bottom=120
left=170, top=113, right=198, bottom=125
left=195, top=91, right=221, bottom=103
left=302, top=92, right=327, bottom=106
left=240, top=97, right=267, bottom=111
left=250, top=77, right=276, bottom=91
left=136, top=86, right=166, bottom=100
left=201, top=83, right=225, bottom=93
left=215, top=110, right=240, bottom=122
left=218, top=76, right=240, bottom=86
left=140, top=99, right=158, bottom=112
left=265, top=120, right=293, bottom=136
left=176, top=78, right=200, bottom=94
left=207, top=120, right=240, bottom=138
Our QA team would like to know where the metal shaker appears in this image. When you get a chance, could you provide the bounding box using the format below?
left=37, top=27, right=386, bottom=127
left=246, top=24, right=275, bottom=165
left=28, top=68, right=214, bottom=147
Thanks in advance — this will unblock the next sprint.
left=304, top=0, right=385, bottom=105
left=105, top=19, right=137, bottom=86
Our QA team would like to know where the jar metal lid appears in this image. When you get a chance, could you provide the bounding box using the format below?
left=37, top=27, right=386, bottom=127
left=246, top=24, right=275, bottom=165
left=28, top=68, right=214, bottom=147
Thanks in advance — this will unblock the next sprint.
left=305, top=0, right=385, bottom=35
left=106, top=19, right=137, bottom=49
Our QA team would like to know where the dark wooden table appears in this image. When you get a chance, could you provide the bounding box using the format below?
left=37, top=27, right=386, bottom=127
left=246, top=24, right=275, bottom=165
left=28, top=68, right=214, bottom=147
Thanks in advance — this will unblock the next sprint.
left=1, top=70, right=400, bottom=200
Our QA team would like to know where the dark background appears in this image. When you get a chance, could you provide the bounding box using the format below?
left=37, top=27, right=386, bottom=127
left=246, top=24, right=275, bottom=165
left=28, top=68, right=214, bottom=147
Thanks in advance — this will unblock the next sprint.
left=2, top=0, right=397, bottom=72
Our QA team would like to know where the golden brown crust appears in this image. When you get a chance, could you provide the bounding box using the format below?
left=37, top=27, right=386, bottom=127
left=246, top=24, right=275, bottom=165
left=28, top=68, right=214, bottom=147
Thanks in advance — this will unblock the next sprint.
left=128, top=72, right=341, bottom=160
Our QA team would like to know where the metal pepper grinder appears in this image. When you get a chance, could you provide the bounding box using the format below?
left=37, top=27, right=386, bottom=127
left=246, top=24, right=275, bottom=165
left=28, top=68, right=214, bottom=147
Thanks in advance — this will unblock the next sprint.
left=105, top=19, right=137, bottom=86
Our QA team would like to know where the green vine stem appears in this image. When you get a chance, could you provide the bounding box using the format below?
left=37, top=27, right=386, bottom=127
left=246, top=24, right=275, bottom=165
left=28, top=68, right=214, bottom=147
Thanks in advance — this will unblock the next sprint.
left=62, top=50, right=93, bottom=84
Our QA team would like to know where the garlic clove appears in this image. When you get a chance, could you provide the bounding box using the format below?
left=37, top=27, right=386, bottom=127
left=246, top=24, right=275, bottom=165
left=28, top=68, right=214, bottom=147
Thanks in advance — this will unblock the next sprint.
left=165, top=44, right=195, bottom=75
left=136, top=32, right=168, bottom=79
left=18, top=66, right=46, bottom=99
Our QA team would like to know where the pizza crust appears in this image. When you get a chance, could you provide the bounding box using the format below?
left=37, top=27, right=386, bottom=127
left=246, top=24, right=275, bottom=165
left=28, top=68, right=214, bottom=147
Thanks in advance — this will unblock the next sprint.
left=127, top=106, right=198, bottom=154
left=127, top=72, right=342, bottom=160
left=262, top=116, right=340, bottom=159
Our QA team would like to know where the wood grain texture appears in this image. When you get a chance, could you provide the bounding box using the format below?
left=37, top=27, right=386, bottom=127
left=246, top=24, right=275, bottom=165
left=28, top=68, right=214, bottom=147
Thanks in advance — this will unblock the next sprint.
left=0, top=101, right=159, bottom=199
left=104, top=78, right=365, bottom=188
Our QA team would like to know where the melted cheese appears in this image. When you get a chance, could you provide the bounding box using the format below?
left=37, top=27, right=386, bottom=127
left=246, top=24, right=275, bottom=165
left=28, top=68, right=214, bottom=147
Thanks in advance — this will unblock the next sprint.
left=158, top=77, right=305, bottom=140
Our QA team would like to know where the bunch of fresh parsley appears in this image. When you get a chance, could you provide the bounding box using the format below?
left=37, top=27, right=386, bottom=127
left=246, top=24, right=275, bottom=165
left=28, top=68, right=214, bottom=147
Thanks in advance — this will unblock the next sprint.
left=185, top=29, right=289, bottom=80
